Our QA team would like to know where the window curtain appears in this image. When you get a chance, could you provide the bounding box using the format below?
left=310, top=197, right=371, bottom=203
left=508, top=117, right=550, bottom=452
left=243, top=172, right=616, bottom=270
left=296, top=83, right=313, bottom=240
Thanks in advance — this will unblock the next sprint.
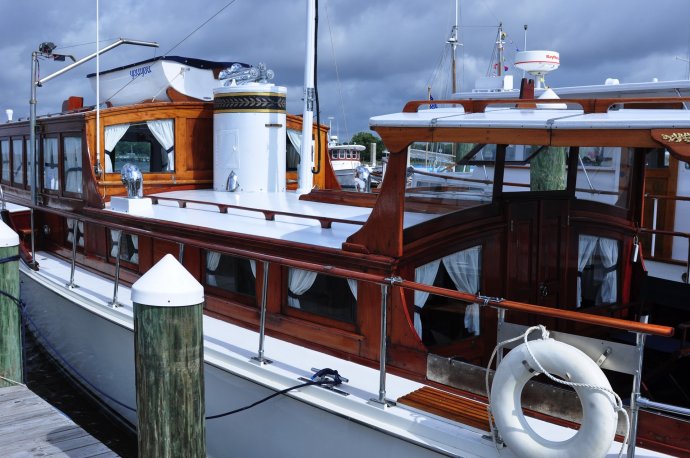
left=577, top=235, right=599, bottom=307
left=43, top=138, right=59, bottom=190
left=146, top=119, right=175, bottom=171
left=64, top=137, right=82, bottom=193
left=598, top=238, right=619, bottom=304
left=66, top=219, right=84, bottom=247
left=413, top=259, right=441, bottom=337
left=110, top=229, right=121, bottom=258
left=249, top=259, right=257, bottom=278
left=130, top=235, right=139, bottom=264
left=206, top=251, right=222, bottom=287
left=104, top=124, right=130, bottom=173
left=442, top=245, right=482, bottom=336
left=286, top=129, right=302, bottom=169
left=287, top=268, right=317, bottom=309
left=347, top=279, right=358, bottom=300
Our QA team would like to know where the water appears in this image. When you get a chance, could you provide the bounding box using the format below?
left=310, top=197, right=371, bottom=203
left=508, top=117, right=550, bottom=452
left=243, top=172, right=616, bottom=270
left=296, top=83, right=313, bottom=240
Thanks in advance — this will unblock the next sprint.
left=22, top=323, right=138, bottom=457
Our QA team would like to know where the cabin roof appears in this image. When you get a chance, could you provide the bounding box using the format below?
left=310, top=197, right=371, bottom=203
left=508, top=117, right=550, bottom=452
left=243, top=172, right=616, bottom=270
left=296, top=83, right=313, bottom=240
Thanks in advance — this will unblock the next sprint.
left=370, top=106, right=690, bottom=130
left=107, top=190, right=435, bottom=249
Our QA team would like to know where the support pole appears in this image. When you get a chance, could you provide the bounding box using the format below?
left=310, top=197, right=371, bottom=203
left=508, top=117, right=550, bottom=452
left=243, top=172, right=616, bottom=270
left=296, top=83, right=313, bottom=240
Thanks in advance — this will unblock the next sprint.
left=0, top=220, right=21, bottom=387
left=627, top=315, right=648, bottom=458
left=132, top=254, right=206, bottom=457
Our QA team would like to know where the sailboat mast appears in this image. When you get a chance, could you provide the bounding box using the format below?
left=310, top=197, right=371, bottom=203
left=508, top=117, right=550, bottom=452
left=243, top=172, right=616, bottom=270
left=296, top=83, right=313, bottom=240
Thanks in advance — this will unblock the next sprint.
left=497, top=22, right=504, bottom=77
left=297, top=0, right=316, bottom=194
left=448, top=0, right=459, bottom=94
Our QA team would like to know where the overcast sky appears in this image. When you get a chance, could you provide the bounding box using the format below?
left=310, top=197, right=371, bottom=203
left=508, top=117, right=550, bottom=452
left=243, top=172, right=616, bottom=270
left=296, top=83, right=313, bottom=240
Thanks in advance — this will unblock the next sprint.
left=2, top=0, right=690, bottom=140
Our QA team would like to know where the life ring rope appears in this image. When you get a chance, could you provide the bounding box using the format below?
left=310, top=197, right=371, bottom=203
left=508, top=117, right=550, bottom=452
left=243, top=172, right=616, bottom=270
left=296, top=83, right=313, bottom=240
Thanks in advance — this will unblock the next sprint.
left=485, top=325, right=630, bottom=458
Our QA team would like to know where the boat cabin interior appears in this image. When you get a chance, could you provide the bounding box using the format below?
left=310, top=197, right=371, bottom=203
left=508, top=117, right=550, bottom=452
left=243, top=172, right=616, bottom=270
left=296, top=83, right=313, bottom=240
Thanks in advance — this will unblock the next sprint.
left=3, top=92, right=690, bottom=454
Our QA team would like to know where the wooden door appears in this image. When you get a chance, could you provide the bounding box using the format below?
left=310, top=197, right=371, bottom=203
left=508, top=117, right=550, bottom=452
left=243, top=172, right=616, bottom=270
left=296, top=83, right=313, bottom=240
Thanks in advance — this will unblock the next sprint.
left=642, top=156, right=678, bottom=260
left=506, top=198, right=569, bottom=324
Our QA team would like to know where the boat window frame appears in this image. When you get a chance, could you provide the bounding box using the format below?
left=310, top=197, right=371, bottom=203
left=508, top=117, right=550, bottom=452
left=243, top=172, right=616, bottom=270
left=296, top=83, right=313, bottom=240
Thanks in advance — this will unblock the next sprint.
left=280, top=266, right=358, bottom=332
left=62, top=134, right=84, bottom=198
left=201, top=251, right=258, bottom=309
left=41, top=135, right=61, bottom=194
left=10, top=136, right=26, bottom=189
left=0, top=137, right=10, bottom=185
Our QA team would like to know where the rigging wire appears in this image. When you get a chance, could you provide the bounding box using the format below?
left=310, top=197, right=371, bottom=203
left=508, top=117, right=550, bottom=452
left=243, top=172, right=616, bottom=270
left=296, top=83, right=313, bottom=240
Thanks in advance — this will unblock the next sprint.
left=323, top=0, right=349, bottom=142
left=161, top=0, right=240, bottom=57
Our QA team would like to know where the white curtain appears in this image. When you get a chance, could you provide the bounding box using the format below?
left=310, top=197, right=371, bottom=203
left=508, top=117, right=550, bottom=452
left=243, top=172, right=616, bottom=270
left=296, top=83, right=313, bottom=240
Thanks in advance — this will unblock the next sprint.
left=413, top=259, right=441, bottom=337
left=43, top=138, right=59, bottom=190
left=287, top=268, right=317, bottom=309
left=66, top=219, right=84, bottom=247
left=577, top=235, right=599, bottom=307
left=130, top=235, right=139, bottom=264
left=147, top=119, right=175, bottom=171
left=598, top=238, right=619, bottom=304
left=249, top=260, right=257, bottom=278
left=206, top=251, right=222, bottom=286
left=104, top=124, right=130, bottom=173
left=347, top=279, right=358, bottom=300
left=64, top=137, right=82, bottom=193
left=286, top=129, right=302, bottom=169
left=110, top=229, right=122, bottom=258
left=443, top=246, right=482, bottom=336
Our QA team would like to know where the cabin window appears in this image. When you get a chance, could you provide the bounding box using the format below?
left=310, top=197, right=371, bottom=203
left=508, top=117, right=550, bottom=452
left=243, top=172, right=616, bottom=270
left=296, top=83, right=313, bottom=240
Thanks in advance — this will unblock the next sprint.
left=12, top=138, right=23, bottom=185
left=66, top=219, right=84, bottom=248
left=502, top=145, right=568, bottom=193
left=577, top=235, right=619, bottom=308
left=646, top=148, right=670, bottom=169
left=43, top=137, right=59, bottom=191
left=286, top=129, right=301, bottom=170
left=414, top=245, right=482, bottom=346
left=575, top=147, right=634, bottom=209
left=63, top=136, right=82, bottom=194
left=405, top=142, right=495, bottom=211
left=105, top=120, right=175, bottom=173
left=109, top=229, right=139, bottom=264
left=0, top=139, right=9, bottom=183
left=286, top=268, right=356, bottom=323
left=205, top=251, right=256, bottom=299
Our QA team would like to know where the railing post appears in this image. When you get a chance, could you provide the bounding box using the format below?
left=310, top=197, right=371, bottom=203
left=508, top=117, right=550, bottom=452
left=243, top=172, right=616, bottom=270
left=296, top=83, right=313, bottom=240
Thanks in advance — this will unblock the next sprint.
left=496, top=308, right=506, bottom=366
left=132, top=254, right=206, bottom=457
left=651, top=197, right=658, bottom=257
left=627, top=315, right=648, bottom=458
left=0, top=220, right=21, bottom=387
left=370, top=280, right=396, bottom=408
left=109, top=229, right=122, bottom=307
left=66, top=219, right=79, bottom=288
left=252, top=261, right=271, bottom=365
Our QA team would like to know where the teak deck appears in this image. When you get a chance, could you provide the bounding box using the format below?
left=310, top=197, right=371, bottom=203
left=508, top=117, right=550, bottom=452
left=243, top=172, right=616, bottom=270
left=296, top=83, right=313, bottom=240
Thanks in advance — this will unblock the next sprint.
left=0, top=385, right=118, bottom=457
left=397, top=386, right=492, bottom=432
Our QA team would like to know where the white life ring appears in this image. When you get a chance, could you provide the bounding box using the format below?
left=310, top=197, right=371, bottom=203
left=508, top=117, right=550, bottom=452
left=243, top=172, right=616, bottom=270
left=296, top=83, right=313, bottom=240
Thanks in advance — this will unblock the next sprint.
left=490, top=338, right=618, bottom=458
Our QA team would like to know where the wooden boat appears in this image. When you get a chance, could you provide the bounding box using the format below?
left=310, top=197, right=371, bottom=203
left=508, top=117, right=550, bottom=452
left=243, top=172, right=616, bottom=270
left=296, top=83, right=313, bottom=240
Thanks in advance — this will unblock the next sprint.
left=2, top=6, right=690, bottom=451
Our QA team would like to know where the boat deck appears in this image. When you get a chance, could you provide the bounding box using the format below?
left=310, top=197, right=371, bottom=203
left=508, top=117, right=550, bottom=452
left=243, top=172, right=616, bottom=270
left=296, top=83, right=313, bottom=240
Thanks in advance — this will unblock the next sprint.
left=105, top=189, right=436, bottom=249
left=0, top=385, right=118, bottom=457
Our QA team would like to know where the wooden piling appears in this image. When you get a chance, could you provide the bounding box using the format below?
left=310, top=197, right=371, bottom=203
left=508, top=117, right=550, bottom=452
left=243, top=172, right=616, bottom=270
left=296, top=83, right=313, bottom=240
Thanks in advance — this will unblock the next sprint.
left=132, top=254, right=206, bottom=457
left=0, top=220, right=21, bottom=388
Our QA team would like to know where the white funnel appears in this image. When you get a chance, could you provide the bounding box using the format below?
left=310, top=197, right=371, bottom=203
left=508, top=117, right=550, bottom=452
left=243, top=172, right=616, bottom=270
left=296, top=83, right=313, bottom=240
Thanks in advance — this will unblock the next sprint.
left=5, top=109, right=13, bottom=122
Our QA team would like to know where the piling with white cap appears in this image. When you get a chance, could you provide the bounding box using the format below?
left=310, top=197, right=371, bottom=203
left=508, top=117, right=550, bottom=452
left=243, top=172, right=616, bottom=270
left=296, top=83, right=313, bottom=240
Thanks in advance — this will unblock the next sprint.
left=0, top=220, right=21, bottom=387
left=132, top=254, right=206, bottom=457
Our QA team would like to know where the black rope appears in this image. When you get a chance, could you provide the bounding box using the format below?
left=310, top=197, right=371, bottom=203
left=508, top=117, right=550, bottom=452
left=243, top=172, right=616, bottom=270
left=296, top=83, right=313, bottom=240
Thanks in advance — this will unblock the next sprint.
left=206, top=368, right=343, bottom=420
left=0, top=255, right=19, bottom=264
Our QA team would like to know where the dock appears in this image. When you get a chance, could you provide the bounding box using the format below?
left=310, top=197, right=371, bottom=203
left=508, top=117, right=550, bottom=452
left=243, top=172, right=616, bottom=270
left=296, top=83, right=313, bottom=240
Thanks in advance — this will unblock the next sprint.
left=0, top=385, right=118, bottom=457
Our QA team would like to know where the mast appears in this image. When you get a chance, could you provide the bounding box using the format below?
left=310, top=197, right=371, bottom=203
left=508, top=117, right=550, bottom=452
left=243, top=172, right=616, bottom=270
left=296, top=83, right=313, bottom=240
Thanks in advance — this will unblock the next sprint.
left=497, top=22, right=505, bottom=77
left=447, top=0, right=459, bottom=94
left=297, top=0, right=316, bottom=194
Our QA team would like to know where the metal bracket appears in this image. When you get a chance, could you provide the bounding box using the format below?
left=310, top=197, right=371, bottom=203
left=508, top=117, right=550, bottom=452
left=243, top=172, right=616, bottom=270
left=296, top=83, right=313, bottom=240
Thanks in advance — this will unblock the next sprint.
left=596, top=347, right=612, bottom=367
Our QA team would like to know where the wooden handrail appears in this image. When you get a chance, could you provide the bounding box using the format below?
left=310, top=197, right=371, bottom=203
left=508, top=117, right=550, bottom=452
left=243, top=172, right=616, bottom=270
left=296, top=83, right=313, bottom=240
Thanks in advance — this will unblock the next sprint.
left=645, top=194, right=690, bottom=203
left=396, top=279, right=675, bottom=337
left=149, top=195, right=365, bottom=229
left=402, top=96, right=690, bottom=115
left=640, top=228, right=690, bottom=240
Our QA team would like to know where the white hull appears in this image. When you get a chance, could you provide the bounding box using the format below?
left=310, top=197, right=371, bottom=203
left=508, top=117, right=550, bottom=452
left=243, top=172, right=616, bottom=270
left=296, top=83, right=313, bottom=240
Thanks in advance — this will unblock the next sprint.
left=18, top=254, right=491, bottom=458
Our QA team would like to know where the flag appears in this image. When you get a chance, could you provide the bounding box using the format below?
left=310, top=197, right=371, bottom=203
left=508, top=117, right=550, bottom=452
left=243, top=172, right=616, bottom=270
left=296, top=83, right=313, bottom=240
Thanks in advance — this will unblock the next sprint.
left=429, top=94, right=437, bottom=109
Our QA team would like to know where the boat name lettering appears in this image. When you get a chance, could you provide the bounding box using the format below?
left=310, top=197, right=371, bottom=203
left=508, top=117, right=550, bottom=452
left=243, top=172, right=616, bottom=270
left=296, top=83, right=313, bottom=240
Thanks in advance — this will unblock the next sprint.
left=130, top=66, right=152, bottom=79
left=661, top=132, right=690, bottom=143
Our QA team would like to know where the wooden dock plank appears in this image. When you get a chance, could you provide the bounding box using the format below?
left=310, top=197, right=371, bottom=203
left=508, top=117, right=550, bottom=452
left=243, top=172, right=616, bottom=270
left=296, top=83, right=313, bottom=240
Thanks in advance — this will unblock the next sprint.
left=0, top=385, right=119, bottom=457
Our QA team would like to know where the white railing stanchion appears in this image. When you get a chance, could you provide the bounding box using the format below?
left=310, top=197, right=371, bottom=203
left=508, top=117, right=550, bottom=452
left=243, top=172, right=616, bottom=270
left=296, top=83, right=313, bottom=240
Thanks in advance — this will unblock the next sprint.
left=370, top=278, right=397, bottom=408
left=66, top=219, right=79, bottom=288
left=252, top=260, right=271, bottom=365
left=627, top=315, right=648, bottom=458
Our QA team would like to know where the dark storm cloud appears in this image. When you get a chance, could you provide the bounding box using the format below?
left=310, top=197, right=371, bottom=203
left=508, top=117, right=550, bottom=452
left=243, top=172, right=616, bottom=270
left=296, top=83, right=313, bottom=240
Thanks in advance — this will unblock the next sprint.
left=2, top=0, right=690, bottom=141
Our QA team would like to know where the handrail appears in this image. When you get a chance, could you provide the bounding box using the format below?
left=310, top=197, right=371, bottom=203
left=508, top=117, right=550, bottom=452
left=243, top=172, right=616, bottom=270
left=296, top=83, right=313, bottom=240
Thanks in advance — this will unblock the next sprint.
left=644, top=194, right=690, bottom=203
left=402, top=96, right=690, bottom=115
left=395, top=279, right=675, bottom=337
left=150, top=195, right=365, bottom=229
